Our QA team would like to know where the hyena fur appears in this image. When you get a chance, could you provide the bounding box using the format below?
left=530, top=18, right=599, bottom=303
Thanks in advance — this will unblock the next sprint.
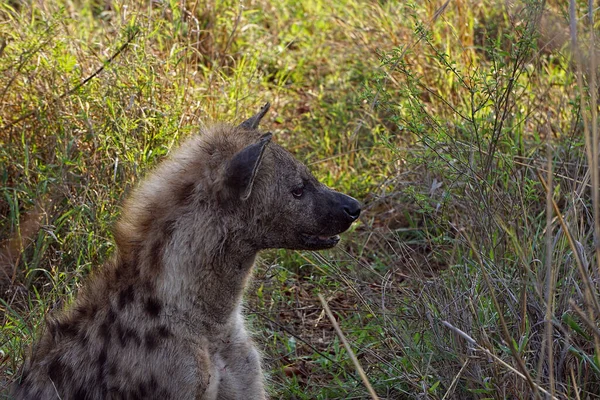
left=12, top=103, right=361, bottom=400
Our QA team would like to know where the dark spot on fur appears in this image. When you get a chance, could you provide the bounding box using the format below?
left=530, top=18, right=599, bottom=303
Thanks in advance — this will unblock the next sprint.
left=164, top=219, right=177, bottom=238
left=116, top=323, right=141, bottom=347
left=156, top=325, right=171, bottom=338
left=138, top=381, right=148, bottom=397
left=107, top=307, right=117, bottom=323
left=73, top=303, right=98, bottom=320
left=97, top=345, right=109, bottom=386
left=89, top=304, right=99, bottom=318
left=53, top=320, right=79, bottom=338
left=73, top=386, right=88, bottom=400
left=127, top=390, right=143, bottom=400
left=118, top=285, right=135, bottom=310
left=144, top=331, right=159, bottom=351
left=97, top=348, right=107, bottom=368
left=115, top=256, right=138, bottom=282
left=99, top=309, right=116, bottom=342
left=149, top=376, right=159, bottom=391
left=47, top=357, right=67, bottom=387
left=72, top=305, right=85, bottom=319
left=144, top=325, right=172, bottom=351
left=144, top=297, right=162, bottom=318
left=114, top=264, right=123, bottom=281
left=145, top=381, right=170, bottom=398
left=99, top=321, right=111, bottom=342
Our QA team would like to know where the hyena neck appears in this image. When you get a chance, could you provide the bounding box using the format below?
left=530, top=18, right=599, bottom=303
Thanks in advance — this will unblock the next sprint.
left=115, top=196, right=261, bottom=329
left=155, top=229, right=259, bottom=329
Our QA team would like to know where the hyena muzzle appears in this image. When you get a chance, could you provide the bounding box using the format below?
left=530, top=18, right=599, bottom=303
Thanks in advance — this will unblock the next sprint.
left=11, top=103, right=360, bottom=400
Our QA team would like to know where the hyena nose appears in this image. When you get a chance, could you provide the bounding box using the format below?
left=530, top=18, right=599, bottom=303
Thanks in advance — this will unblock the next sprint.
left=342, top=197, right=361, bottom=221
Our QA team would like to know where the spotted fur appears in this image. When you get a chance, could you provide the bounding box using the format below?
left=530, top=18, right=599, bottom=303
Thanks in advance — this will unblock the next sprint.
left=12, top=104, right=361, bottom=400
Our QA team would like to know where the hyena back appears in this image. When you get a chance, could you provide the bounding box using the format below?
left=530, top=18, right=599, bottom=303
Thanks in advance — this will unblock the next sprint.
left=12, top=104, right=361, bottom=400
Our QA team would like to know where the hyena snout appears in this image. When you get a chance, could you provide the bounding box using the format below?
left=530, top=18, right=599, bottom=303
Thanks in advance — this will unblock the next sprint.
left=339, top=192, right=361, bottom=222
left=326, top=191, right=361, bottom=232
left=298, top=190, right=361, bottom=250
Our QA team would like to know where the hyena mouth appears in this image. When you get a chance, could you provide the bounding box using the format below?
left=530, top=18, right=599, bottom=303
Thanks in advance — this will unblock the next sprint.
left=300, top=233, right=341, bottom=249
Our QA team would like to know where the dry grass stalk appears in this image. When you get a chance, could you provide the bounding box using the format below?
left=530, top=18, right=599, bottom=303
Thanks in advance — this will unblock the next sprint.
left=318, top=293, right=379, bottom=400
left=441, top=320, right=561, bottom=400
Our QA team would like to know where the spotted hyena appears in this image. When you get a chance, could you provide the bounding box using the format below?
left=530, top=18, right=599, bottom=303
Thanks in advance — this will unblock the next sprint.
left=12, top=103, right=361, bottom=399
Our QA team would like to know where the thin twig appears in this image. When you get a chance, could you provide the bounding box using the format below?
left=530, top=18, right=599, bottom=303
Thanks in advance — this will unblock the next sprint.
left=543, top=141, right=556, bottom=398
left=1, top=29, right=139, bottom=132
left=462, top=233, right=541, bottom=399
left=570, top=0, right=600, bottom=367
left=318, top=294, right=379, bottom=400
left=247, top=308, right=337, bottom=364
left=441, top=321, right=561, bottom=400
left=49, top=378, right=63, bottom=400
left=441, top=357, right=469, bottom=400
left=568, top=299, right=600, bottom=341
left=350, top=0, right=452, bottom=142
left=588, top=0, right=600, bottom=279
left=570, top=366, right=582, bottom=400
left=0, top=24, right=56, bottom=104
left=537, top=171, right=600, bottom=317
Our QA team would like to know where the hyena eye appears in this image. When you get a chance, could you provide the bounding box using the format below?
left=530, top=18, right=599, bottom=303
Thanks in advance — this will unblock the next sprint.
left=291, top=186, right=304, bottom=198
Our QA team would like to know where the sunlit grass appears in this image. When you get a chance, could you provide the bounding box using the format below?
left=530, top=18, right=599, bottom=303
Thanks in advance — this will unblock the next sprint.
left=2, top=0, right=599, bottom=398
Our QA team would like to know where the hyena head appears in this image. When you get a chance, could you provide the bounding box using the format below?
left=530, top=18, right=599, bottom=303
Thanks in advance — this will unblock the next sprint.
left=226, top=103, right=362, bottom=251
left=118, top=103, right=360, bottom=257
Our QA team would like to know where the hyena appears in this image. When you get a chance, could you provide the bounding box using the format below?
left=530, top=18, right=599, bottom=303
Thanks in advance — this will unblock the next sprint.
left=11, top=103, right=361, bottom=400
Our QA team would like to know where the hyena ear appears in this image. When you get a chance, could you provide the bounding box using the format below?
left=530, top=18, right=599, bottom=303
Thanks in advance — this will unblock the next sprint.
left=224, top=132, right=272, bottom=201
left=238, top=102, right=271, bottom=130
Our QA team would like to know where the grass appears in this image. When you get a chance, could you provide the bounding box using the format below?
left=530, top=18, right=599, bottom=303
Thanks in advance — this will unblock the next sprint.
left=1, top=0, right=600, bottom=398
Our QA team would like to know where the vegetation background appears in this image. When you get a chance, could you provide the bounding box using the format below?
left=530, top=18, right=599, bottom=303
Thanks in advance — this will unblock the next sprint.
left=1, top=0, right=600, bottom=398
